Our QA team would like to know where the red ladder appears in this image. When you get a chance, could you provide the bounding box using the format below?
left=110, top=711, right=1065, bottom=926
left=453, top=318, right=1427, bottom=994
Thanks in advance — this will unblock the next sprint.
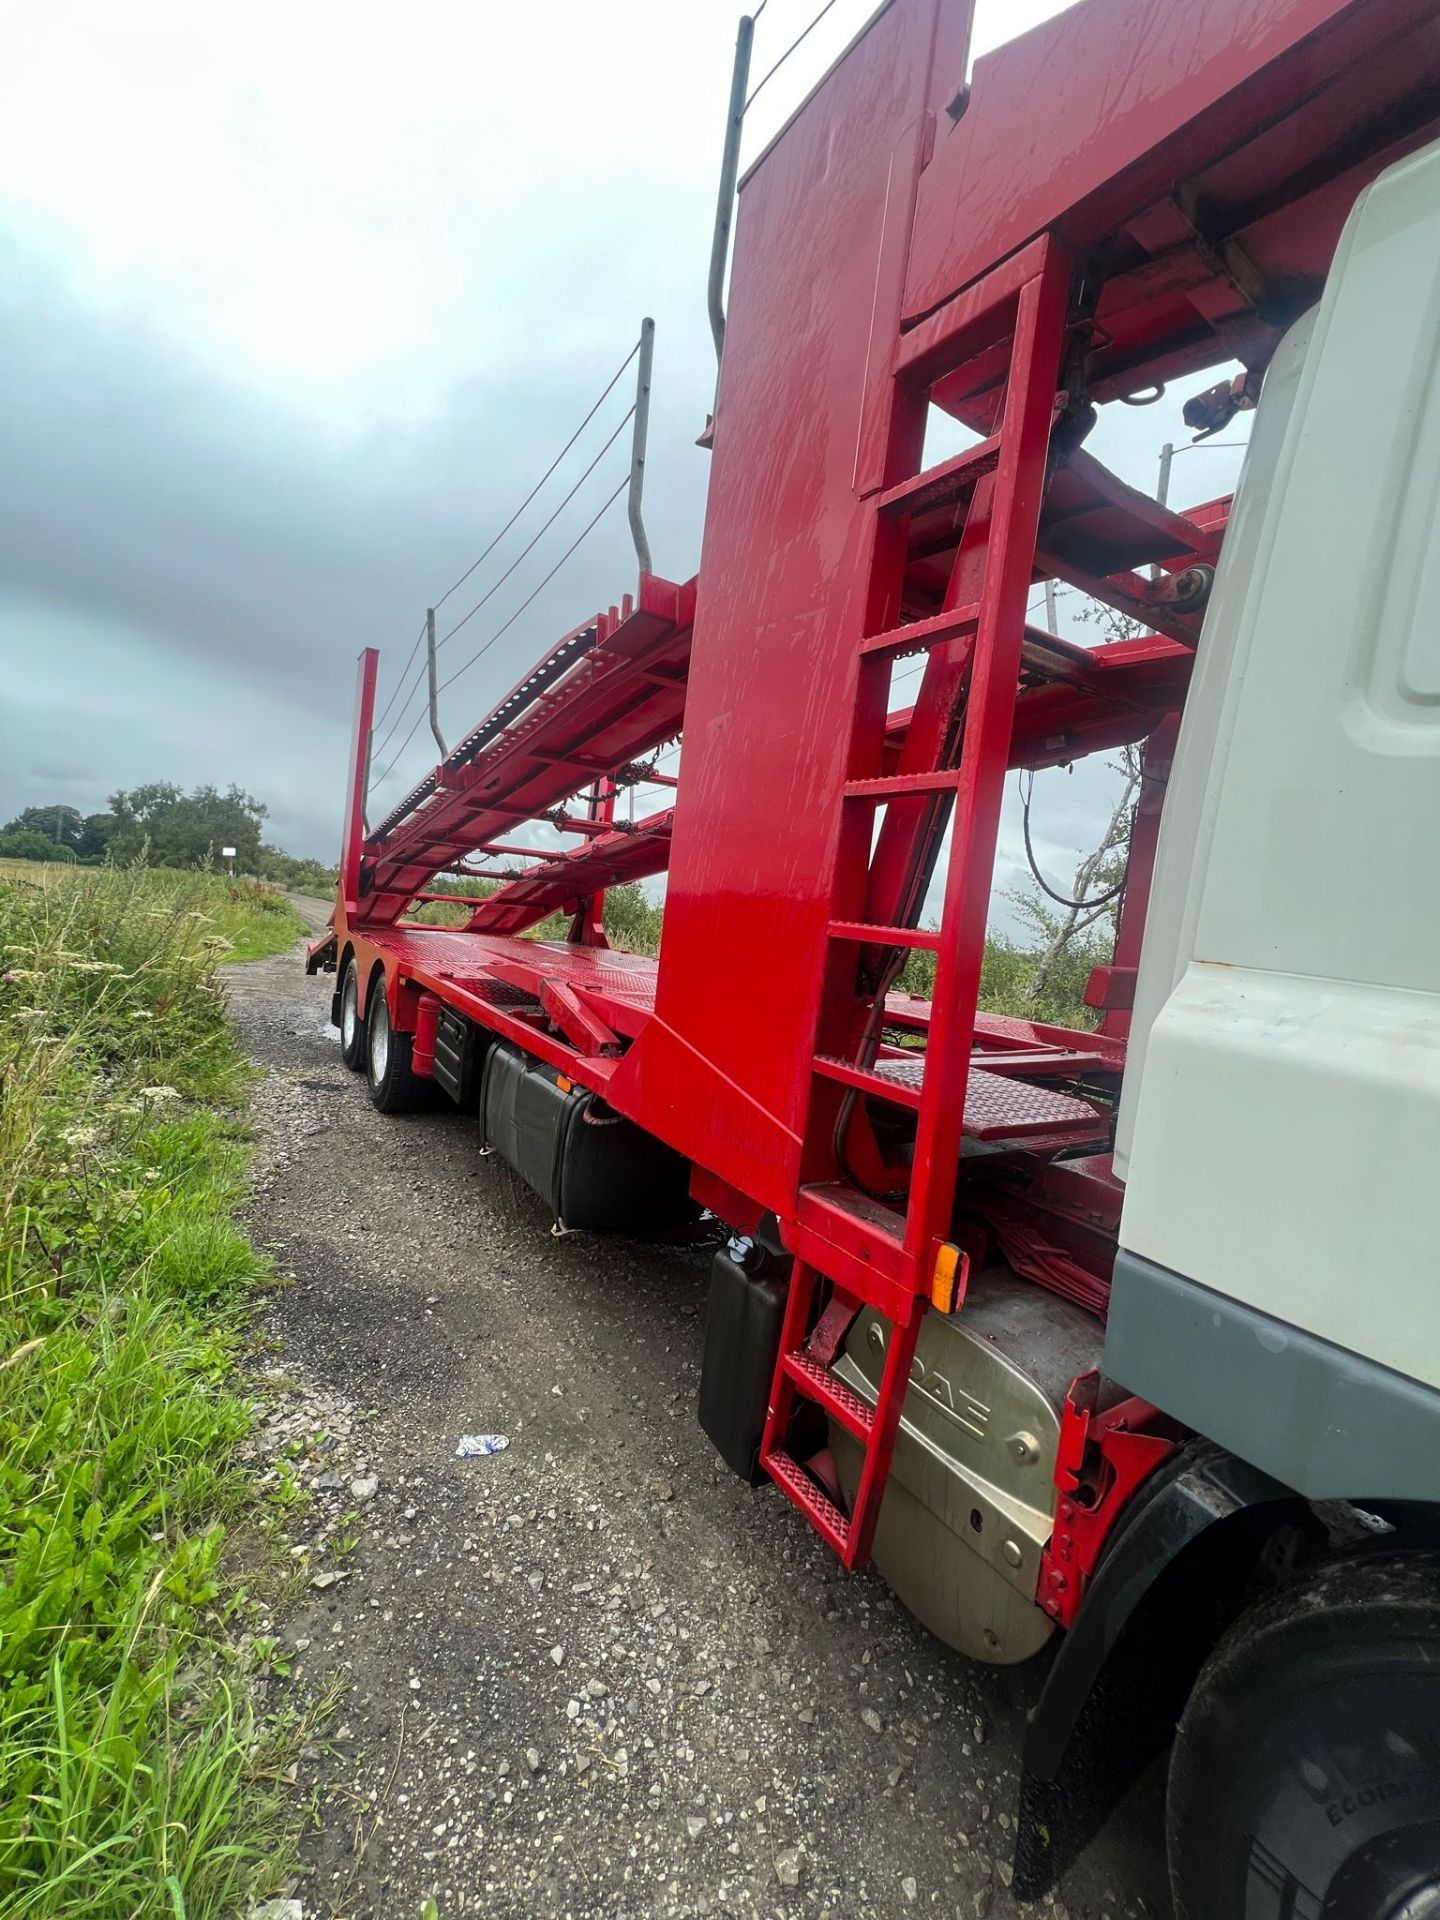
left=759, top=1262, right=924, bottom=1569
left=761, top=236, right=1074, bottom=1562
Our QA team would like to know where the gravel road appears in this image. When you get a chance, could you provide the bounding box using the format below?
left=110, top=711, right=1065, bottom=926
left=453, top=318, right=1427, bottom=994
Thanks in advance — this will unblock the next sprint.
left=224, top=909, right=1170, bottom=1920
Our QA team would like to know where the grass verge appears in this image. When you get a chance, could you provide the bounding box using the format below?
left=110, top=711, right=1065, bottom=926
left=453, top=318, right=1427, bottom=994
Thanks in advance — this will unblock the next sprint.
left=0, top=866, right=309, bottom=1919
left=0, top=862, right=305, bottom=965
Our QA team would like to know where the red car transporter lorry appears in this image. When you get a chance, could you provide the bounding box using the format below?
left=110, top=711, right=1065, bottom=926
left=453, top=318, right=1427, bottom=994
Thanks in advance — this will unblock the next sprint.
left=308, top=0, right=1440, bottom=1908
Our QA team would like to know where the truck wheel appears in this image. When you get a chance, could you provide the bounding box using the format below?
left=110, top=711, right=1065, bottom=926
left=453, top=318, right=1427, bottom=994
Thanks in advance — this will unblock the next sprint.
left=339, top=960, right=366, bottom=1072
left=366, top=981, right=423, bottom=1114
left=1168, top=1553, right=1440, bottom=1920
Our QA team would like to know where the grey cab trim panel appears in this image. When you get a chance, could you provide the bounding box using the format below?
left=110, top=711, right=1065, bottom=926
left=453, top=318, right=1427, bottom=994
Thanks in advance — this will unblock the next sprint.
left=1105, top=1250, right=1440, bottom=1502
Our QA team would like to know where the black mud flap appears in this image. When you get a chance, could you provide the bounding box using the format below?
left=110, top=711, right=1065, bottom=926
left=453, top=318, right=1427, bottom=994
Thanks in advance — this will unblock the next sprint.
left=1013, top=1447, right=1300, bottom=1899
left=698, top=1231, right=787, bottom=1483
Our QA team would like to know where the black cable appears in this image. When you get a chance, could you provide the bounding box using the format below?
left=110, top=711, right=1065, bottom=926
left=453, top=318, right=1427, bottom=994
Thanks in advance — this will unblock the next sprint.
left=370, top=653, right=430, bottom=767
left=368, top=339, right=640, bottom=751
left=436, top=474, right=629, bottom=700
left=432, top=341, right=639, bottom=617
left=371, top=618, right=428, bottom=736
left=372, top=410, right=635, bottom=773
left=1019, top=770, right=1127, bottom=910
left=371, top=474, right=630, bottom=799
left=435, top=407, right=634, bottom=651
left=745, top=0, right=840, bottom=108
left=368, top=706, right=430, bottom=800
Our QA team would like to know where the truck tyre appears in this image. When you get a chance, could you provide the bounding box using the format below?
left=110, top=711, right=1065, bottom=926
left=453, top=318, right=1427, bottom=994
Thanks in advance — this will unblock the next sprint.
left=1168, top=1553, right=1440, bottom=1920
left=339, top=959, right=366, bottom=1072
left=366, top=980, right=424, bottom=1114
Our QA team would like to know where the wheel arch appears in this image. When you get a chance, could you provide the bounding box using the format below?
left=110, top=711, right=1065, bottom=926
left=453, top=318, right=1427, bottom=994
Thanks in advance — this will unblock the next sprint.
left=364, top=954, right=389, bottom=1019
left=1014, top=1444, right=1309, bottom=1898
left=362, top=953, right=426, bottom=1031
left=1015, top=1443, right=1440, bottom=1897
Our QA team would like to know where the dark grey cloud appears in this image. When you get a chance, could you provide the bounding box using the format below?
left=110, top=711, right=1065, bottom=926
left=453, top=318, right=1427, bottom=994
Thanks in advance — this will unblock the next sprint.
left=0, top=218, right=717, bottom=856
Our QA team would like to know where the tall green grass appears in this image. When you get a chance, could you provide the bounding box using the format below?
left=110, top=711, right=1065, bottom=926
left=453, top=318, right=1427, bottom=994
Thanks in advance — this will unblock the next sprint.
left=0, top=867, right=306, bottom=1919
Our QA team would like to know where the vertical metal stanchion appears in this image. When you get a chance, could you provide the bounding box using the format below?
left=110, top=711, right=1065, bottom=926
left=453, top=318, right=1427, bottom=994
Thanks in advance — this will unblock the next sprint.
left=426, top=607, right=448, bottom=760
left=628, top=319, right=655, bottom=577
left=708, top=16, right=755, bottom=370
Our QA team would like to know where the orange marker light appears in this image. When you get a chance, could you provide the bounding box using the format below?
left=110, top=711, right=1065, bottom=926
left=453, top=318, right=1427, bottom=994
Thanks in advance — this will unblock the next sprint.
left=931, top=1242, right=965, bottom=1314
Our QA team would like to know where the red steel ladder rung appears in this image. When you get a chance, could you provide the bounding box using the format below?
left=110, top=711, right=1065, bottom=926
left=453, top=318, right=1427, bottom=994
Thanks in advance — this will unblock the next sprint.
left=826, top=921, right=941, bottom=949
left=760, top=1261, right=923, bottom=1571
left=779, top=1350, right=874, bottom=1441
left=842, top=770, right=963, bottom=800
left=874, top=434, right=1003, bottom=517
left=812, top=1052, right=924, bottom=1111
left=859, top=601, right=981, bottom=660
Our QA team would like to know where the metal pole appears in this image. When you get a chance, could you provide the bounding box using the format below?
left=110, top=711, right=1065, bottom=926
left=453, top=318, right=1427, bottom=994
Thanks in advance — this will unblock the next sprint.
left=708, top=15, right=755, bottom=369
left=628, top=318, right=655, bottom=577
left=360, top=727, right=373, bottom=836
left=1044, top=578, right=1058, bottom=631
left=1148, top=440, right=1176, bottom=580
left=426, top=606, right=448, bottom=760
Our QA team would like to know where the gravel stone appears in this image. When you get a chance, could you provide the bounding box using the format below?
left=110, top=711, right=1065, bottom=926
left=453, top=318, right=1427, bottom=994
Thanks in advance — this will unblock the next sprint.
left=776, top=1848, right=804, bottom=1887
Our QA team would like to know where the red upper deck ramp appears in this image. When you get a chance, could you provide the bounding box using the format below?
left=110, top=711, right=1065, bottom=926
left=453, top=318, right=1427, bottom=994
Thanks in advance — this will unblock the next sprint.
left=355, top=575, right=694, bottom=929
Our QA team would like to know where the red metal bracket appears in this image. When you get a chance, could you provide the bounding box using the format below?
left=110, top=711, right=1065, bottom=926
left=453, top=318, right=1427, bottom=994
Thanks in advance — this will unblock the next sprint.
left=1038, top=1371, right=1177, bottom=1629
left=1083, top=964, right=1137, bottom=1012
left=538, top=979, right=622, bottom=1057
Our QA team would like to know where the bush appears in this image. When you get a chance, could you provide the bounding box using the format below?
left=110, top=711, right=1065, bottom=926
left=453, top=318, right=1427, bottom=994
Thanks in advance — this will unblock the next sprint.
left=255, top=844, right=338, bottom=896
left=0, top=831, right=74, bottom=864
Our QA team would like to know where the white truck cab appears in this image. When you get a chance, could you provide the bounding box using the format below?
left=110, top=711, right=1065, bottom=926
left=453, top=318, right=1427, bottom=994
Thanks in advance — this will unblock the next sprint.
left=1108, top=135, right=1440, bottom=1499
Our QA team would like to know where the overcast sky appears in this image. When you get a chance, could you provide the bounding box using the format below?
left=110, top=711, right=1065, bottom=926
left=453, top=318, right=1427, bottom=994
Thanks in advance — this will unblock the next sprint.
left=0, top=0, right=1248, bottom=916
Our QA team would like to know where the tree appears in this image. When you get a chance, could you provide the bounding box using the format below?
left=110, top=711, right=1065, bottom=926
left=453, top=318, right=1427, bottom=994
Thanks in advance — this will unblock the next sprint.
left=106, top=783, right=267, bottom=869
left=599, top=881, right=664, bottom=956
left=79, top=813, right=117, bottom=860
left=1015, top=595, right=1156, bottom=1008
left=3, top=803, right=86, bottom=851
left=256, top=844, right=339, bottom=895
left=1019, top=744, right=1139, bottom=1007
